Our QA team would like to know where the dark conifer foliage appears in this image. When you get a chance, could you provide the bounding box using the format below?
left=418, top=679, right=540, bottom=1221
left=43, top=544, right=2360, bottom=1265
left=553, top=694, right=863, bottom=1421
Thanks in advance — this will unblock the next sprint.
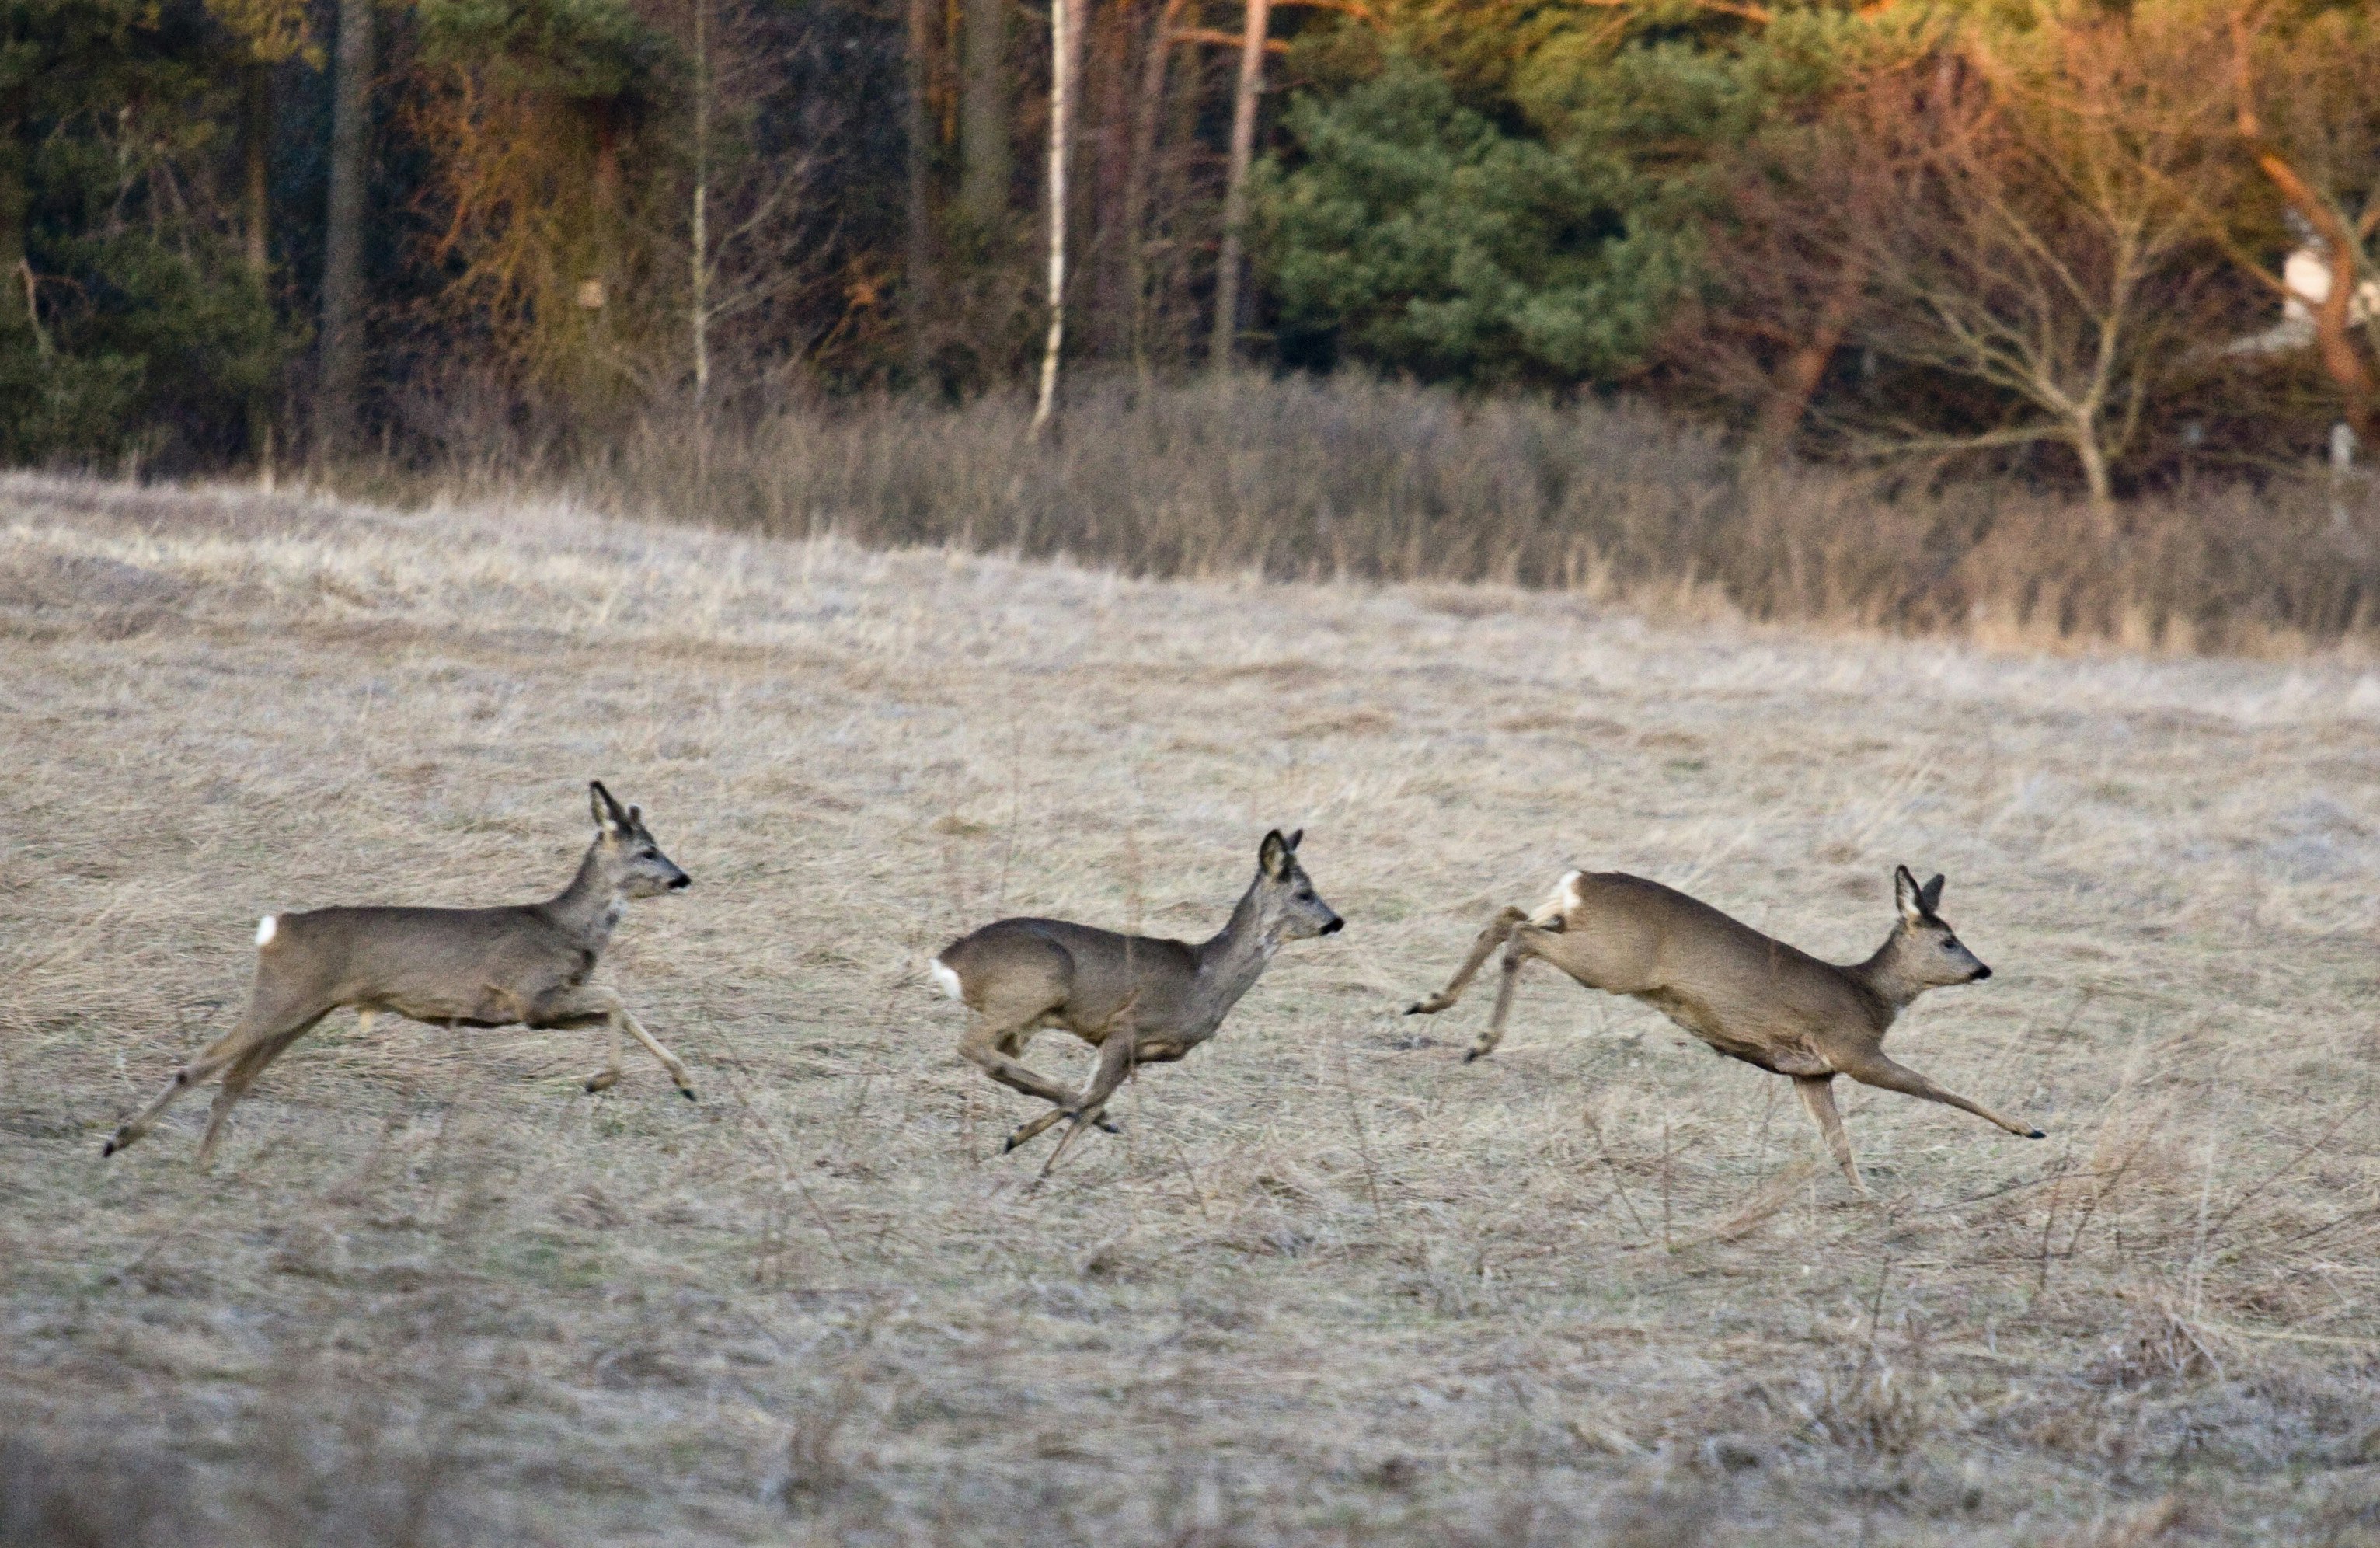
left=0, top=0, right=2371, bottom=497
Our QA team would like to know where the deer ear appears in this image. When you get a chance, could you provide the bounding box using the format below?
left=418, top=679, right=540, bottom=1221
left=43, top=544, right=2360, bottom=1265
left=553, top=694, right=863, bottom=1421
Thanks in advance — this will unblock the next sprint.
left=590, top=781, right=626, bottom=835
left=1285, top=828, right=1304, bottom=852
left=1919, top=873, right=1946, bottom=915
left=628, top=804, right=644, bottom=829
left=1260, top=830, right=1293, bottom=879
left=1894, top=865, right=1923, bottom=923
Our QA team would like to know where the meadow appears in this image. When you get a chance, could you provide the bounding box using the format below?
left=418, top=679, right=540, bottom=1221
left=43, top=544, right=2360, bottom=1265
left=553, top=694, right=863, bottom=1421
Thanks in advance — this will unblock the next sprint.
left=2, top=470, right=2377, bottom=1544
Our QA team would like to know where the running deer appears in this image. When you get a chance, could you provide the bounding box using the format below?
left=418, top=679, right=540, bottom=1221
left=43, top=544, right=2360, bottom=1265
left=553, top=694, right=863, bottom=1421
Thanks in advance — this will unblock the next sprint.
left=931, top=829, right=1343, bottom=1162
left=1405, top=865, right=2041, bottom=1191
left=103, top=783, right=695, bottom=1165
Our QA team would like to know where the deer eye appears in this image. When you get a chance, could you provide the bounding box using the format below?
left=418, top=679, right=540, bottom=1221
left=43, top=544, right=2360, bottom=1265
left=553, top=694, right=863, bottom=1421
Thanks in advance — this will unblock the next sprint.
left=1939, top=937, right=1959, bottom=951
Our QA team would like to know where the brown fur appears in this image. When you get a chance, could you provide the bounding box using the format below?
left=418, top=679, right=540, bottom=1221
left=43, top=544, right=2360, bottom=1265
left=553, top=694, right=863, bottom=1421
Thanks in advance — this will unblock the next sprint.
left=1407, top=864, right=2041, bottom=1191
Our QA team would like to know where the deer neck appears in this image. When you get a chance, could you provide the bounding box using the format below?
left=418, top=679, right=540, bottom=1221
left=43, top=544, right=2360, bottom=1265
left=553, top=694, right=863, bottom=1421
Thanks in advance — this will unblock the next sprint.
left=1190, top=880, right=1279, bottom=1031
left=1846, top=931, right=1923, bottom=1017
left=543, top=842, right=628, bottom=954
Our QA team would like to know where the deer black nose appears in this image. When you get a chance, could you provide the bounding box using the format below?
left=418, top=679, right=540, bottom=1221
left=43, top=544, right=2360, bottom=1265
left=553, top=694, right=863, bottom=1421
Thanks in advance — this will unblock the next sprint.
left=669, top=874, right=692, bottom=891
left=1971, top=964, right=1991, bottom=981
left=1320, top=916, right=1344, bottom=935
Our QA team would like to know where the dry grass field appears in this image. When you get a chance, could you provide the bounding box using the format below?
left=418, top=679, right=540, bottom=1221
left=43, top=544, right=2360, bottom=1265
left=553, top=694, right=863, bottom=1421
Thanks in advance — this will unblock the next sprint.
left=3, top=471, right=2378, bottom=1545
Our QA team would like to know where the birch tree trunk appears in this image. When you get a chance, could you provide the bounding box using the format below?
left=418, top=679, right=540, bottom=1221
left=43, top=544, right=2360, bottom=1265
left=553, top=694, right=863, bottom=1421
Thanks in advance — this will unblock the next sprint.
left=317, top=0, right=374, bottom=458
left=1208, top=0, right=1270, bottom=373
left=1032, top=0, right=1083, bottom=434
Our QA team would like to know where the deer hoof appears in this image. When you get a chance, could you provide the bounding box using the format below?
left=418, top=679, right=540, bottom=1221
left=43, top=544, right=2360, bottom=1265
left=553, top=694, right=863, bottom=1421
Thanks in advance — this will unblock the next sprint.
left=100, top=1136, right=119, bottom=1157
left=680, top=1087, right=699, bottom=1102
left=1462, top=1048, right=1485, bottom=1064
left=2026, top=1128, right=2047, bottom=1139
left=1095, top=1116, right=1122, bottom=1135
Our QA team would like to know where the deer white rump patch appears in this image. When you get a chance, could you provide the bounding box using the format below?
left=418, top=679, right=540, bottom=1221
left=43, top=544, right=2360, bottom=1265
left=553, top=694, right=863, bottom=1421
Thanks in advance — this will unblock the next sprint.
left=928, top=958, right=963, bottom=1001
left=256, top=915, right=278, bottom=947
left=1530, top=870, right=1584, bottom=927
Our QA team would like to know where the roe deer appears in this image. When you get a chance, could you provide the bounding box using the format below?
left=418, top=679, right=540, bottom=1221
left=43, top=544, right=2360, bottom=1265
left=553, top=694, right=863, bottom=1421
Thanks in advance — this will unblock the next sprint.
left=931, top=829, right=1343, bottom=1161
left=1406, top=865, right=2041, bottom=1191
left=103, top=782, right=695, bottom=1164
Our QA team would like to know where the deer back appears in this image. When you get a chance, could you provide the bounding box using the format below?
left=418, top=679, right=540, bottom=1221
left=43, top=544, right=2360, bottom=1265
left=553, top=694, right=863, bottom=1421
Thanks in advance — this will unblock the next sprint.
left=260, top=904, right=594, bottom=1027
left=940, top=918, right=1202, bottom=1036
left=1545, top=871, right=1889, bottom=1048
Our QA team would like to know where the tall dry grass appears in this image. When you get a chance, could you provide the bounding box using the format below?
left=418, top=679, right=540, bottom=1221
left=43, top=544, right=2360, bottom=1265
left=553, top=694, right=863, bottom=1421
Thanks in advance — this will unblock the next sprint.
left=389, top=374, right=2380, bottom=658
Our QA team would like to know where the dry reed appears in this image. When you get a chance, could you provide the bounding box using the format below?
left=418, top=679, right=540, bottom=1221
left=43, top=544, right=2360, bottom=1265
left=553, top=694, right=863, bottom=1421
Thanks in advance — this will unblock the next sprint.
left=382, top=375, right=2380, bottom=658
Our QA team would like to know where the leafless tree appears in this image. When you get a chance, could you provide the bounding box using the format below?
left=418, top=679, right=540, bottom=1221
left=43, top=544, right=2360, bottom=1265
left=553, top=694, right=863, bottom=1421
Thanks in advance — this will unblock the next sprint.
left=1834, top=28, right=2229, bottom=511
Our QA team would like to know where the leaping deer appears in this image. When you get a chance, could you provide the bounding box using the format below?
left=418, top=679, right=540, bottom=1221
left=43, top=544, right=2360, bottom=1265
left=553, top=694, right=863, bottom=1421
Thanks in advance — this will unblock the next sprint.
left=103, top=782, right=695, bottom=1165
left=931, top=829, right=1344, bottom=1164
left=1405, top=865, right=2041, bottom=1192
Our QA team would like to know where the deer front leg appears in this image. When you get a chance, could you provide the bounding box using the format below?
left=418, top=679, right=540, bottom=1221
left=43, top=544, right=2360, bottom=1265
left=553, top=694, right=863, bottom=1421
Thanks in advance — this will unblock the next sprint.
left=1793, top=1075, right=1864, bottom=1194
left=533, top=988, right=695, bottom=1100
left=618, top=1006, right=695, bottom=1100
left=1839, top=1054, right=2045, bottom=1139
left=1408, top=906, right=1531, bottom=1016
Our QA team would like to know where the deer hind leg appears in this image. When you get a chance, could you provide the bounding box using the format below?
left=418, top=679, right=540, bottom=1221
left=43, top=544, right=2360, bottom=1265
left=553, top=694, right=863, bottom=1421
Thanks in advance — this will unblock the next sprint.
left=1839, top=1054, right=2046, bottom=1139
left=1407, top=906, right=1531, bottom=1016
left=195, top=1015, right=328, bottom=1166
left=1465, top=926, right=1556, bottom=1063
left=1013, top=1023, right=1142, bottom=1171
left=1005, top=1026, right=1151, bottom=1156
left=1794, top=1075, right=1865, bottom=1194
left=103, top=983, right=332, bottom=1158
left=961, top=1016, right=1079, bottom=1105
left=965, top=1021, right=1127, bottom=1153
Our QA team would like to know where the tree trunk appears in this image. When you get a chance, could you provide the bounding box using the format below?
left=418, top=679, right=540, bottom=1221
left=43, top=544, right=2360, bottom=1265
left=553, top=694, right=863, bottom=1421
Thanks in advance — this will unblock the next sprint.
left=1085, top=0, right=1134, bottom=359
left=1121, top=0, right=1180, bottom=380
left=1751, top=255, right=1863, bottom=460
left=2, top=116, right=30, bottom=341
left=1032, top=0, right=1083, bottom=434
left=903, top=0, right=938, bottom=383
left=959, top=0, right=1011, bottom=229
left=1209, top=0, right=1271, bottom=373
left=1153, top=43, right=1205, bottom=368
left=241, top=61, right=272, bottom=281
left=2073, top=423, right=2112, bottom=518
left=317, top=0, right=375, bottom=458
left=2234, top=12, right=2376, bottom=441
